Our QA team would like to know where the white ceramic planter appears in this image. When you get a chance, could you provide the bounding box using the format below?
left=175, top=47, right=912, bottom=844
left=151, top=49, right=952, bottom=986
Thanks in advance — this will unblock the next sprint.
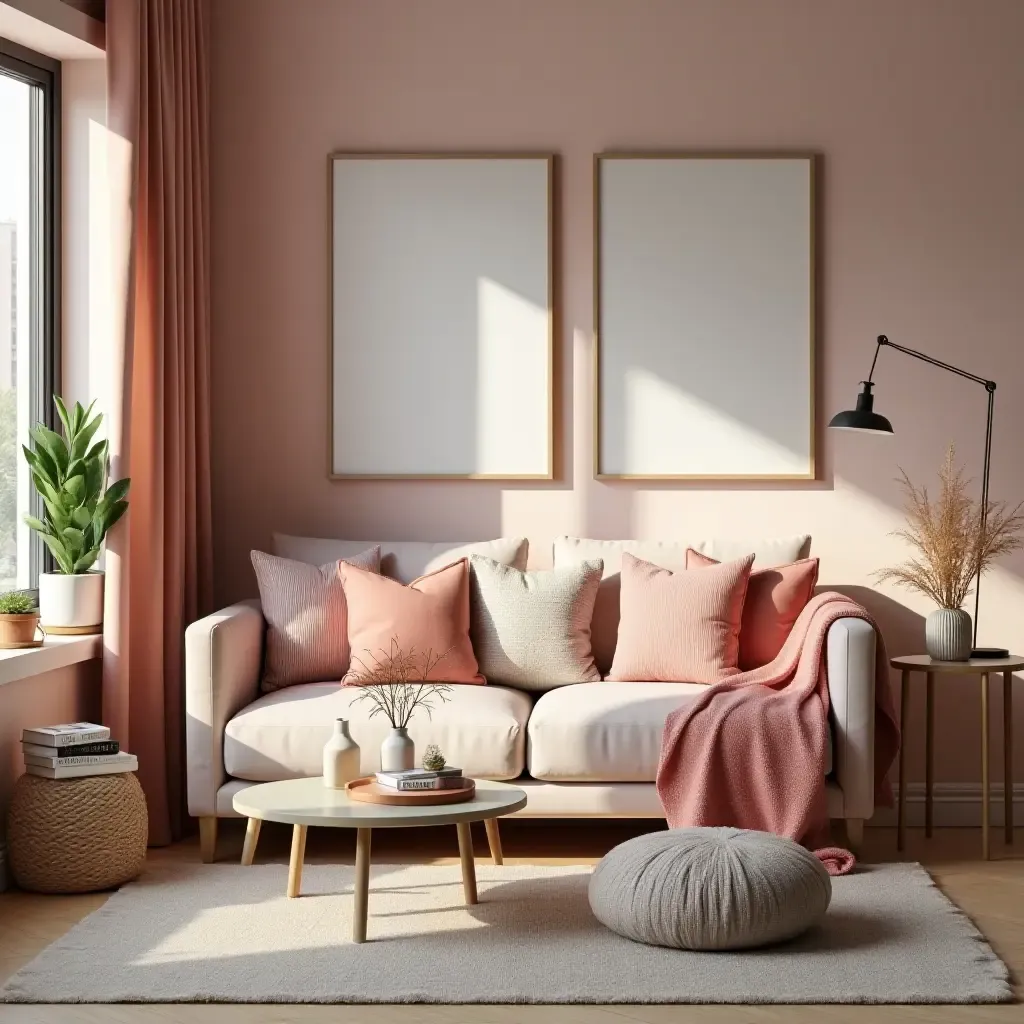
left=380, top=727, right=415, bottom=772
left=925, top=607, right=972, bottom=662
left=38, top=571, right=104, bottom=634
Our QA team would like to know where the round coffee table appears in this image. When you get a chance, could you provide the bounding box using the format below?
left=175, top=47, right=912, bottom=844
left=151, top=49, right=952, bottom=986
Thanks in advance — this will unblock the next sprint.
left=232, top=777, right=527, bottom=942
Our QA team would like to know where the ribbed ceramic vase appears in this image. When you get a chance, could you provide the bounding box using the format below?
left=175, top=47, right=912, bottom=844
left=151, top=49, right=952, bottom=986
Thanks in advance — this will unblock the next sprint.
left=380, top=727, right=415, bottom=772
left=322, top=719, right=361, bottom=788
left=925, top=608, right=972, bottom=662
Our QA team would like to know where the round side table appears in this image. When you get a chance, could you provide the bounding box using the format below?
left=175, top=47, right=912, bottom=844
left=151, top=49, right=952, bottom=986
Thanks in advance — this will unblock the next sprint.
left=891, top=654, right=1023, bottom=859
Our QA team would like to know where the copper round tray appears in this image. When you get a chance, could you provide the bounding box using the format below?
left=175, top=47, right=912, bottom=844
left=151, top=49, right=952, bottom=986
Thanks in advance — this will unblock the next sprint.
left=345, top=776, right=475, bottom=806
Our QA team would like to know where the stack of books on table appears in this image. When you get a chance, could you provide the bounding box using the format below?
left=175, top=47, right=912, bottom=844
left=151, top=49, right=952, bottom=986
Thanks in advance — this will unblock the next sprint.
left=22, top=722, right=138, bottom=780
left=375, top=767, right=465, bottom=791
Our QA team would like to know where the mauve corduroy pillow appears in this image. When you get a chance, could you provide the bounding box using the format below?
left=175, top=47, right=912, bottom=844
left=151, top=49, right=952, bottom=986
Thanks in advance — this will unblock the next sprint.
left=606, top=552, right=754, bottom=683
left=251, top=546, right=381, bottom=692
left=687, top=549, right=820, bottom=670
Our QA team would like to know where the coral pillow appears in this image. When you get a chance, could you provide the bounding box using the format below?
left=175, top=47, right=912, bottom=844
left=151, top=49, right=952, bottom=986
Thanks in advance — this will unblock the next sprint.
left=339, top=558, right=484, bottom=684
left=251, top=546, right=381, bottom=692
left=687, top=549, right=820, bottom=670
left=606, top=552, right=754, bottom=684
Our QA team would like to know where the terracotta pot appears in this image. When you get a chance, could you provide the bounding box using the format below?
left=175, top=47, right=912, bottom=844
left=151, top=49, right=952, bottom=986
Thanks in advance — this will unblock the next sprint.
left=0, top=612, right=42, bottom=649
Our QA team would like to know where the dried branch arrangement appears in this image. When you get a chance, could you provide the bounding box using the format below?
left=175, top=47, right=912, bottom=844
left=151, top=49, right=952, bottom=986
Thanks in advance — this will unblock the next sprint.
left=345, top=638, right=454, bottom=729
left=874, top=444, right=1024, bottom=608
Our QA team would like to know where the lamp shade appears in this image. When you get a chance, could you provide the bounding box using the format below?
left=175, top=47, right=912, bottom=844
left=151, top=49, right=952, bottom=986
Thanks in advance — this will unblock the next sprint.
left=828, top=382, right=893, bottom=434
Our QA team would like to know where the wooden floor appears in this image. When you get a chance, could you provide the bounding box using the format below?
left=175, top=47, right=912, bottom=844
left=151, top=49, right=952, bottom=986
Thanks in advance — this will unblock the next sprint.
left=0, top=819, right=1021, bottom=1023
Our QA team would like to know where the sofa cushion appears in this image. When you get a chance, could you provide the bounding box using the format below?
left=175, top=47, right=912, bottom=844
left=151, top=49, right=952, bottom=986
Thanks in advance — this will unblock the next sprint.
left=273, top=534, right=528, bottom=584
left=527, top=682, right=831, bottom=781
left=469, top=555, right=603, bottom=690
left=553, top=535, right=811, bottom=675
left=607, top=553, right=753, bottom=683
left=339, top=558, right=483, bottom=684
left=224, top=681, right=531, bottom=781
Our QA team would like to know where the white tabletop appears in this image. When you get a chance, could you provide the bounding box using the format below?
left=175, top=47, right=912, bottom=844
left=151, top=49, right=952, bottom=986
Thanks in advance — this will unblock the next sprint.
left=232, top=777, right=527, bottom=829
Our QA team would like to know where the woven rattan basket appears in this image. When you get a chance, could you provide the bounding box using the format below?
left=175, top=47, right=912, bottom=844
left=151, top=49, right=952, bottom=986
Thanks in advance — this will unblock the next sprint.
left=7, top=772, right=148, bottom=893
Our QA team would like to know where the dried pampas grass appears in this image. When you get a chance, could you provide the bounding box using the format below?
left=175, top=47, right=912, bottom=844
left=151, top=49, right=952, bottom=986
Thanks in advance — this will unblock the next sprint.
left=875, top=444, right=1024, bottom=609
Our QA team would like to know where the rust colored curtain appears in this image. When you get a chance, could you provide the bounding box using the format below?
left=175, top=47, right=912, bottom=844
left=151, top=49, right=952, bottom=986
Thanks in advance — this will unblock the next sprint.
left=104, top=0, right=213, bottom=845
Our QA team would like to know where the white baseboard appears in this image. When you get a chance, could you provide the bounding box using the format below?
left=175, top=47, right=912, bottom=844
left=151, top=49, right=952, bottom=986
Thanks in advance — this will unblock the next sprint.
left=870, top=783, right=1024, bottom=827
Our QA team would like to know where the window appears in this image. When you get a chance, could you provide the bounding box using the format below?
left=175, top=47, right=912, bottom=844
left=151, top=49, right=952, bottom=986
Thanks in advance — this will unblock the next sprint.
left=0, top=40, right=59, bottom=590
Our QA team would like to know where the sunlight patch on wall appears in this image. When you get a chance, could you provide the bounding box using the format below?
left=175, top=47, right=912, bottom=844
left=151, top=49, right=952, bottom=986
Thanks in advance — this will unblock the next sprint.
left=624, top=368, right=808, bottom=477
left=475, top=277, right=549, bottom=476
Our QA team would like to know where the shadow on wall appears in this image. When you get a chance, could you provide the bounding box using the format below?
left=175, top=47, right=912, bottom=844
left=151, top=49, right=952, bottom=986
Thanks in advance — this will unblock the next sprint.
left=823, top=585, right=925, bottom=659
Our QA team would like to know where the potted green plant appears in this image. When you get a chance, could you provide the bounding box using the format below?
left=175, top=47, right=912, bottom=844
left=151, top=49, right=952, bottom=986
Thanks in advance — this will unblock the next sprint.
left=21, top=398, right=130, bottom=634
left=0, top=591, right=42, bottom=649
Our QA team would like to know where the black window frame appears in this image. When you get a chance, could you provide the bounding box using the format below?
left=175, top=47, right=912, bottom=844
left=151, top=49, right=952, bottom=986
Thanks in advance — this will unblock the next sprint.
left=0, top=37, right=61, bottom=588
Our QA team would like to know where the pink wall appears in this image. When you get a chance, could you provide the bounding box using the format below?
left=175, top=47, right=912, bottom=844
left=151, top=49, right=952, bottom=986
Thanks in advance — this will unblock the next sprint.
left=209, top=0, right=1024, bottom=787
left=0, top=662, right=102, bottom=824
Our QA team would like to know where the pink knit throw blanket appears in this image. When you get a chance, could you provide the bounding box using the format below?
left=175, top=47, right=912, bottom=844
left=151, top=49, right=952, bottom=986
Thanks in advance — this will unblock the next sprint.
left=656, top=592, right=900, bottom=875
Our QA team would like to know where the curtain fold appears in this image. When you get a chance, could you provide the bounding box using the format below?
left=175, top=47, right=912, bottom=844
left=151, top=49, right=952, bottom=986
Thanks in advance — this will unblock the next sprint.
left=104, top=0, right=213, bottom=846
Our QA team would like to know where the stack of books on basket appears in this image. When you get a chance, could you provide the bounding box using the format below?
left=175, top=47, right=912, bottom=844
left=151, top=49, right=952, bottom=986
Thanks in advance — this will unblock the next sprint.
left=22, top=722, right=137, bottom=779
left=375, top=766, right=464, bottom=791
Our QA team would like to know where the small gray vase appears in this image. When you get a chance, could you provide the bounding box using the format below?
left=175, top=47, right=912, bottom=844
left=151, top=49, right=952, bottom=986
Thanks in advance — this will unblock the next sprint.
left=380, top=727, right=415, bottom=772
left=925, top=608, right=972, bottom=662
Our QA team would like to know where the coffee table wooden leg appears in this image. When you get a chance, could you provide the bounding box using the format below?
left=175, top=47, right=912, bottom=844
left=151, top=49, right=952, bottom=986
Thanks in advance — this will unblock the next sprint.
left=353, top=827, right=372, bottom=943
left=457, top=821, right=478, bottom=905
left=241, top=817, right=261, bottom=866
left=898, top=669, right=910, bottom=852
left=287, top=824, right=307, bottom=898
left=982, top=674, right=991, bottom=861
left=484, top=818, right=503, bottom=865
left=1005, top=670, right=1014, bottom=846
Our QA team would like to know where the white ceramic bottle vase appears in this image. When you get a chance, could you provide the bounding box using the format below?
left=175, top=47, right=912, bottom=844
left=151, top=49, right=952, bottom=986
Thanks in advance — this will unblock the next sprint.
left=380, top=727, right=415, bottom=772
left=322, top=718, right=361, bottom=788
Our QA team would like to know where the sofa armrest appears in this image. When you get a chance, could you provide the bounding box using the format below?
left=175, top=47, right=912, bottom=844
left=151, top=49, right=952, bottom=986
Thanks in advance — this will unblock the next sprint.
left=185, top=599, right=264, bottom=817
left=826, top=616, right=877, bottom=820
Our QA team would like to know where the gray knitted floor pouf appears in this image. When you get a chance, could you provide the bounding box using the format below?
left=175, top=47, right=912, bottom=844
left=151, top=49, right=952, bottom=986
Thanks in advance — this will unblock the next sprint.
left=588, top=827, right=831, bottom=950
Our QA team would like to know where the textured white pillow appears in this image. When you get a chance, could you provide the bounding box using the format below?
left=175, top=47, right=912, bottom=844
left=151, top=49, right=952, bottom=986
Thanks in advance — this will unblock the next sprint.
left=588, top=827, right=831, bottom=950
left=469, top=555, right=603, bottom=691
left=273, top=534, right=528, bottom=584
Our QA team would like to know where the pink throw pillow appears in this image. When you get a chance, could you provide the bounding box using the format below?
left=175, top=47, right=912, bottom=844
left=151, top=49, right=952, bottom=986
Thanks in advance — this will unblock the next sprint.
left=340, top=558, right=484, bottom=685
left=251, top=546, right=381, bottom=692
left=606, top=552, right=754, bottom=683
left=687, top=549, right=820, bottom=670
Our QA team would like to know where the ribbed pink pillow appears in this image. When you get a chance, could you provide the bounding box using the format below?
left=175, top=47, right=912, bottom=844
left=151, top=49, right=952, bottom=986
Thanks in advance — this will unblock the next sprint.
left=340, top=558, right=484, bottom=685
left=251, top=546, right=381, bottom=692
left=606, top=552, right=754, bottom=683
left=687, top=548, right=820, bottom=670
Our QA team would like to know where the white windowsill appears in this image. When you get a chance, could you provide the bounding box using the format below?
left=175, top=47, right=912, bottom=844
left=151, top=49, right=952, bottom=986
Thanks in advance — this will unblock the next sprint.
left=0, top=634, right=101, bottom=688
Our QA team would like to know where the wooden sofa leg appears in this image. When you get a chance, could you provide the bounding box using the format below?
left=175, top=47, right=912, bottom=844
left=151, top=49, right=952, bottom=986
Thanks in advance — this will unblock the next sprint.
left=845, top=818, right=865, bottom=854
left=199, top=816, right=218, bottom=863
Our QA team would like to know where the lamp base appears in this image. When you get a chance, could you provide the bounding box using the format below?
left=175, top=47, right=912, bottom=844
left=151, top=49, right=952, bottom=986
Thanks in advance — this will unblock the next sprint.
left=971, top=646, right=1010, bottom=660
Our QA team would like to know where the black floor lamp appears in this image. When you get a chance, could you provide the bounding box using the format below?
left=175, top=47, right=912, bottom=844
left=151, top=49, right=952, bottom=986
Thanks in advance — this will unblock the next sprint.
left=829, top=334, right=1007, bottom=659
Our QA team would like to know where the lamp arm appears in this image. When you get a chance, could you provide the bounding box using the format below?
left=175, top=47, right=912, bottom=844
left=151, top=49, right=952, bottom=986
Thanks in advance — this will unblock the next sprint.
left=868, top=335, right=995, bottom=390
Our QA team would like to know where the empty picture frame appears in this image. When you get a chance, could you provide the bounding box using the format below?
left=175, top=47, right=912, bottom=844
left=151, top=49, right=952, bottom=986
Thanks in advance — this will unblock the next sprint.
left=595, top=153, right=816, bottom=480
left=329, top=153, right=555, bottom=479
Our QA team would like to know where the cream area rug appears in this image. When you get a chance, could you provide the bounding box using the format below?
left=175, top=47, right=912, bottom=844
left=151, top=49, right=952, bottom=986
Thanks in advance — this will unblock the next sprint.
left=2, top=861, right=1010, bottom=1004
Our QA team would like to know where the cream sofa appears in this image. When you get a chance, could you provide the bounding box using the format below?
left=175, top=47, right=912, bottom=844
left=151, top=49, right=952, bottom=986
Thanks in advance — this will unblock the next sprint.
left=185, top=536, right=877, bottom=861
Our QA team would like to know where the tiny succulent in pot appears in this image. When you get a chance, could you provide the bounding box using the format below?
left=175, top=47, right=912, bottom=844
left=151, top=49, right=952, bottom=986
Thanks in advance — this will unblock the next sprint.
left=21, top=398, right=131, bottom=574
left=0, top=592, right=35, bottom=615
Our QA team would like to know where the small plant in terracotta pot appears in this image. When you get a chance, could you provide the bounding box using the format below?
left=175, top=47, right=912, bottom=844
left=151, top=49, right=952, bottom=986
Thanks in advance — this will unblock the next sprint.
left=0, top=591, right=42, bottom=649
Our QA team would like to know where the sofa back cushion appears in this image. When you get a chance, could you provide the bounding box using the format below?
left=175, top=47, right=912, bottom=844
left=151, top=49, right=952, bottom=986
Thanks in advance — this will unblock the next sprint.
left=687, top=549, right=820, bottom=670
left=251, top=546, right=381, bottom=692
left=553, top=535, right=810, bottom=675
left=274, top=534, right=528, bottom=584
left=469, top=555, right=603, bottom=691
left=339, top=558, right=484, bottom=684
left=607, top=553, right=754, bottom=683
